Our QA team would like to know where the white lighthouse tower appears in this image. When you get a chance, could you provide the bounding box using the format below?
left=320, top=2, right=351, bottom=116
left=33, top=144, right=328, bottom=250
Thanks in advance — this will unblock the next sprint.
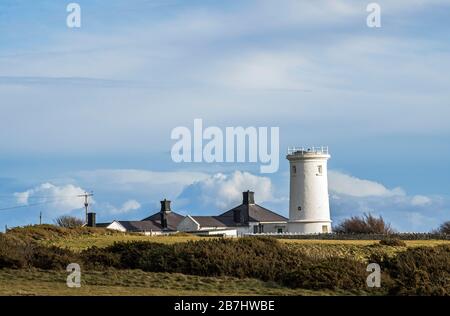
left=287, top=146, right=332, bottom=234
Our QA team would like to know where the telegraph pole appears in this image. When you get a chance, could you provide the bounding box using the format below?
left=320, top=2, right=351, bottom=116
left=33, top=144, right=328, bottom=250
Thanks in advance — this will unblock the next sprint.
left=77, top=191, right=93, bottom=224
left=39, top=211, right=42, bottom=225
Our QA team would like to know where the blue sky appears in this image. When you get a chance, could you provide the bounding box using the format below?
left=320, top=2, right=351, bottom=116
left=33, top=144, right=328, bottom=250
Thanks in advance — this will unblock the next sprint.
left=1, top=0, right=449, bottom=232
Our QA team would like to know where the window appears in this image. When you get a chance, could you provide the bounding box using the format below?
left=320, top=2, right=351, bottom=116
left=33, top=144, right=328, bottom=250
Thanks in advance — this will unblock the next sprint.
left=277, top=228, right=283, bottom=234
left=322, top=225, right=328, bottom=233
left=297, top=206, right=302, bottom=211
left=292, top=165, right=296, bottom=174
left=317, top=165, right=323, bottom=176
left=253, top=225, right=258, bottom=234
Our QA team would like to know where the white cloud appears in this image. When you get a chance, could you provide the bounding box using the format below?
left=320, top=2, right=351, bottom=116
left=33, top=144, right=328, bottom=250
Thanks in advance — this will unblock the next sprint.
left=14, top=191, right=30, bottom=205
left=14, top=183, right=88, bottom=215
left=411, top=195, right=432, bottom=206
left=75, top=169, right=210, bottom=199
left=1, top=1, right=450, bottom=231
left=214, top=52, right=311, bottom=91
left=177, top=171, right=274, bottom=211
left=106, top=199, right=141, bottom=214
left=328, top=170, right=448, bottom=232
left=76, top=169, right=207, bottom=185
left=328, top=170, right=404, bottom=197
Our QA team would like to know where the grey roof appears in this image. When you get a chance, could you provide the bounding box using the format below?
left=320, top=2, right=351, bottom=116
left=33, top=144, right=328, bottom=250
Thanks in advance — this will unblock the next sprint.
left=191, top=216, right=230, bottom=228
left=141, top=211, right=185, bottom=231
left=118, top=220, right=162, bottom=232
left=191, top=203, right=287, bottom=229
left=219, top=204, right=288, bottom=223
left=95, top=223, right=110, bottom=228
left=99, top=211, right=185, bottom=233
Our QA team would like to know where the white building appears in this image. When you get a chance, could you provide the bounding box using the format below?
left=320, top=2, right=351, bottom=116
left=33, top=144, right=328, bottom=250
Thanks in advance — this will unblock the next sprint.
left=177, top=191, right=288, bottom=236
left=96, top=199, right=184, bottom=235
left=287, top=146, right=332, bottom=234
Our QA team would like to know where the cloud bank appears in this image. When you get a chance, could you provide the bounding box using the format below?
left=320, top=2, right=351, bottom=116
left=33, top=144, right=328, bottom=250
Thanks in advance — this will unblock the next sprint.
left=177, top=171, right=274, bottom=212
left=11, top=169, right=449, bottom=232
left=104, top=199, right=142, bottom=215
left=14, top=183, right=88, bottom=216
left=328, top=171, right=448, bottom=232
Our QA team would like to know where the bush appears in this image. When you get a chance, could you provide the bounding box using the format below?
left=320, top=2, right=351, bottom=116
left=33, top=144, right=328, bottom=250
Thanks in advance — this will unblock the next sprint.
left=0, top=233, right=76, bottom=270
left=334, top=213, right=394, bottom=234
left=281, top=257, right=369, bottom=291
left=0, top=234, right=29, bottom=269
left=371, top=245, right=450, bottom=295
left=2, top=233, right=448, bottom=295
left=77, top=237, right=374, bottom=292
left=274, top=233, right=450, bottom=240
left=6, top=224, right=120, bottom=242
left=437, top=221, right=450, bottom=234
left=379, top=239, right=407, bottom=247
left=80, top=246, right=121, bottom=269
left=82, top=237, right=290, bottom=280
left=54, top=216, right=84, bottom=228
left=29, top=245, right=75, bottom=270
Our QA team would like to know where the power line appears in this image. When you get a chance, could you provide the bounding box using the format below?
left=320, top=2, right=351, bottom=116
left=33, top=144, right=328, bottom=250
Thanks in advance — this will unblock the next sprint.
left=0, top=197, right=75, bottom=212
left=0, top=194, right=80, bottom=198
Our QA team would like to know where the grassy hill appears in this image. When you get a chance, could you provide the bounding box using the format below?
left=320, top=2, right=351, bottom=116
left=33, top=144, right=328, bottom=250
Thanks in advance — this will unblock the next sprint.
left=1, top=225, right=449, bottom=296
left=6, top=225, right=448, bottom=252
left=6, top=225, right=211, bottom=251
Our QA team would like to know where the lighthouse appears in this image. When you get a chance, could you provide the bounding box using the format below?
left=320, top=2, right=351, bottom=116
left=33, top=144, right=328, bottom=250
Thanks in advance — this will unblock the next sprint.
left=287, top=146, right=332, bottom=234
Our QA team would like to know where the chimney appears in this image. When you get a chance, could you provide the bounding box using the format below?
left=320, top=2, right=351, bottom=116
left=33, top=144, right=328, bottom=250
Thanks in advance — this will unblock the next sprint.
left=87, top=212, right=96, bottom=227
left=233, top=191, right=253, bottom=224
left=233, top=209, right=241, bottom=223
left=160, top=199, right=171, bottom=229
left=160, top=199, right=171, bottom=213
left=243, top=191, right=255, bottom=205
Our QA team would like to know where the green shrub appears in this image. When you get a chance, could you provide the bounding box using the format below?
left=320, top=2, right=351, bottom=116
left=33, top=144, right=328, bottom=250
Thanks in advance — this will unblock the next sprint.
left=372, top=245, right=450, bottom=295
left=29, top=245, right=75, bottom=270
left=80, top=246, right=121, bottom=269
left=0, top=234, right=29, bottom=269
left=282, top=257, right=368, bottom=291
left=0, top=233, right=75, bottom=270
left=2, top=233, right=449, bottom=295
left=77, top=237, right=371, bottom=292
left=6, top=224, right=119, bottom=242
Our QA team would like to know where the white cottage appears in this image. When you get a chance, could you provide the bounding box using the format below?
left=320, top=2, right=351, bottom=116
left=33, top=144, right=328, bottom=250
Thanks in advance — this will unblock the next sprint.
left=177, top=191, right=288, bottom=237
left=96, top=199, right=184, bottom=235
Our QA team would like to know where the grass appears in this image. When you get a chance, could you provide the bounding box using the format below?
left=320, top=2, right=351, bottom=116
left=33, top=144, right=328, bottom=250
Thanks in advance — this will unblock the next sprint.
left=6, top=225, right=215, bottom=251
left=279, top=239, right=450, bottom=263
left=45, top=234, right=450, bottom=254
left=0, top=269, right=343, bottom=296
left=3, top=225, right=448, bottom=296
left=7, top=225, right=448, bottom=254
left=43, top=234, right=213, bottom=251
left=279, top=239, right=450, bottom=247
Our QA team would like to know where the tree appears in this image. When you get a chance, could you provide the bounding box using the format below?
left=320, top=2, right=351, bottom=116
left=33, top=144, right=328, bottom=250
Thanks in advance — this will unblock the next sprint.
left=334, top=213, right=394, bottom=234
left=437, top=221, right=450, bottom=234
left=54, top=216, right=84, bottom=228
